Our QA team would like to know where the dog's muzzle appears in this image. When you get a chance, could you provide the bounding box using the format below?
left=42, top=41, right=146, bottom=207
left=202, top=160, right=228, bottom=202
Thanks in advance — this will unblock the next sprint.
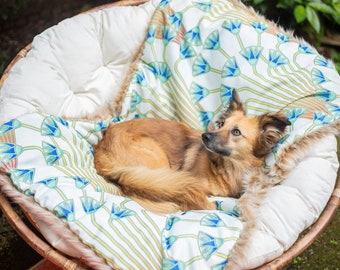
left=201, top=132, right=231, bottom=156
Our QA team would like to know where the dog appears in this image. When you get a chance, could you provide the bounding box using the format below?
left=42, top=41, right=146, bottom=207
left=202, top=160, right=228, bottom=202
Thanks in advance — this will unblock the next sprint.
left=93, top=90, right=291, bottom=213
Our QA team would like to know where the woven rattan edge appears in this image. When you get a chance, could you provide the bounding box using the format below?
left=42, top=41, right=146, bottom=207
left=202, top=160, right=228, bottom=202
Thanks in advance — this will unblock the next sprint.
left=0, top=43, right=32, bottom=88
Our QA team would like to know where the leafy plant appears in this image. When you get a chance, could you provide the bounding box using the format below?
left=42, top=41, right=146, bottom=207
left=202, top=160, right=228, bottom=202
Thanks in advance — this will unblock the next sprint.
left=292, top=256, right=302, bottom=264
left=243, top=0, right=340, bottom=39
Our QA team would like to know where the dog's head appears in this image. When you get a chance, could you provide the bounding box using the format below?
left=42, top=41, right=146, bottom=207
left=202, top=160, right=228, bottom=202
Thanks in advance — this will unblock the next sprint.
left=202, top=90, right=290, bottom=162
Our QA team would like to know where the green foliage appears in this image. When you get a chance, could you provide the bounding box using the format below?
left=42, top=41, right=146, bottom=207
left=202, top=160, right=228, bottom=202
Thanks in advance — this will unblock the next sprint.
left=292, top=256, right=302, bottom=264
left=330, top=49, right=340, bottom=73
left=329, top=239, right=338, bottom=245
left=0, top=0, right=29, bottom=21
left=243, top=0, right=340, bottom=38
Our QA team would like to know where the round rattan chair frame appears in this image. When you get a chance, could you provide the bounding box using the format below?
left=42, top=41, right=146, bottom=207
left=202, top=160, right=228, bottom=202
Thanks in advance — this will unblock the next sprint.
left=0, top=0, right=339, bottom=269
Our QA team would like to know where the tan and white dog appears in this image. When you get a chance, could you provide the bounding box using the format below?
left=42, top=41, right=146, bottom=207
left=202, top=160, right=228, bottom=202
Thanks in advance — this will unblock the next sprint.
left=94, top=90, right=291, bottom=213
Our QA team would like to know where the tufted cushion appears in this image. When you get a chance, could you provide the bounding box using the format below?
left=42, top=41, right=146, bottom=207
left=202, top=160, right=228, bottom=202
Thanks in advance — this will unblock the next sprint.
left=0, top=0, right=158, bottom=121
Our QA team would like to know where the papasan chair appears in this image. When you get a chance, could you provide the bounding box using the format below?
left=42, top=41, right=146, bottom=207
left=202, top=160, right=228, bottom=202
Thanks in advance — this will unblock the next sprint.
left=0, top=0, right=340, bottom=269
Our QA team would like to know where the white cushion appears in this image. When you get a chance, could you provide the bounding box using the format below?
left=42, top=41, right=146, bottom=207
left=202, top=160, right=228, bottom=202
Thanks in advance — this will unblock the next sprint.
left=0, top=0, right=158, bottom=121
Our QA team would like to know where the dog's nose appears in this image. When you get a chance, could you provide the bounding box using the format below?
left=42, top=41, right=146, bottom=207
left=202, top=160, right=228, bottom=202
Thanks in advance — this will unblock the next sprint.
left=202, top=132, right=213, bottom=143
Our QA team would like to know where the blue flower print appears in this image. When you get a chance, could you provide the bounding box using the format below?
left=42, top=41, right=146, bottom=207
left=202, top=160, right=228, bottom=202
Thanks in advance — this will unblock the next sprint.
left=201, top=213, right=226, bottom=227
left=190, top=82, right=209, bottom=104
left=168, top=12, right=182, bottom=30
left=81, top=196, right=104, bottom=214
left=313, top=111, right=332, bottom=126
left=285, top=107, right=306, bottom=124
left=0, top=143, right=23, bottom=163
left=192, top=54, right=211, bottom=76
left=315, top=89, right=336, bottom=102
left=311, top=68, right=329, bottom=85
left=298, top=43, right=315, bottom=54
left=203, top=30, right=220, bottom=50
left=130, top=90, right=143, bottom=112
left=222, top=19, right=242, bottom=35
left=211, top=260, right=228, bottom=270
left=0, top=119, right=21, bottom=135
left=10, top=168, right=35, bottom=185
left=250, top=21, right=268, bottom=34
left=198, top=231, right=224, bottom=260
left=159, top=0, right=172, bottom=8
left=147, top=25, right=157, bottom=44
left=51, top=116, right=69, bottom=127
left=41, top=117, right=62, bottom=137
left=314, top=55, right=334, bottom=69
left=222, top=57, right=240, bottom=77
left=180, top=39, right=196, bottom=59
left=220, top=85, right=233, bottom=106
left=162, top=25, right=177, bottom=46
left=70, top=176, right=90, bottom=189
left=162, top=258, right=185, bottom=270
left=184, top=26, right=202, bottom=46
left=240, top=46, right=263, bottom=66
left=94, top=120, right=109, bottom=132
left=146, top=62, right=172, bottom=83
left=268, top=50, right=289, bottom=68
left=193, top=1, right=212, bottom=12
left=111, top=203, right=136, bottom=220
left=132, top=68, right=148, bottom=86
left=162, top=235, right=177, bottom=250
left=276, top=32, right=290, bottom=43
left=165, top=216, right=180, bottom=231
left=326, top=104, right=340, bottom=120
left=42, top=141, right=63, bottom=165
left=38, top=177, right=58, bottom=188
left=54, top=199, right=75, bottom=221
left=197, top=111, right=214, bottom=130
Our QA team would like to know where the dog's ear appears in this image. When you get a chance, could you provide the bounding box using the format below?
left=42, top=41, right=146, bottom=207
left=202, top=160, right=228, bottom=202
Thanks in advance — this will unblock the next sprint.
left=228, top=89, right=244, bottom=113
left=253, top=113, right=291, bottom=157
left=208, top=90, right=244, bottom=131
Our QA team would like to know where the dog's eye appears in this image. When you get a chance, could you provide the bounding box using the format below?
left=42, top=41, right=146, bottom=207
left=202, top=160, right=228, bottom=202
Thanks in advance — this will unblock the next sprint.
left=231, top=128, right=241, bottom=136
left=215, top=120, right=225, bottom=129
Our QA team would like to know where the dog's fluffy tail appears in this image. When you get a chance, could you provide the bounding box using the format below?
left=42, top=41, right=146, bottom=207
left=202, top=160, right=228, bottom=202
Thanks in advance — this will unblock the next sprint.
left=104, top=166, right=215, bottom=214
